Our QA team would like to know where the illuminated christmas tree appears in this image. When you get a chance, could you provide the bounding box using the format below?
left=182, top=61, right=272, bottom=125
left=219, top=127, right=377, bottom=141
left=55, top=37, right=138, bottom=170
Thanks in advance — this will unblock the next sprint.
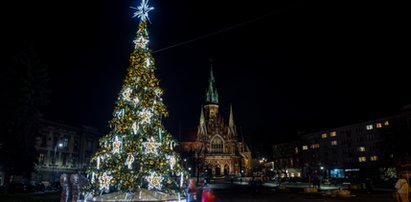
left=85, top=0, right=186, bottom=199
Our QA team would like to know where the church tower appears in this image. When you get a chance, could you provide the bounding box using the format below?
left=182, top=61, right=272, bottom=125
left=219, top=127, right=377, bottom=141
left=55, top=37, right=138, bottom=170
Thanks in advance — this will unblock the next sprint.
left=204, top=64, right=219, bottom=120
left=180, top=61, right=252, bottom=177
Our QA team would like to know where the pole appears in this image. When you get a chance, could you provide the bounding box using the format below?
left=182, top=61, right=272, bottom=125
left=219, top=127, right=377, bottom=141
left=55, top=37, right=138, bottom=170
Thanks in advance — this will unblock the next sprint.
left=52, top=144, right=57, bottom=183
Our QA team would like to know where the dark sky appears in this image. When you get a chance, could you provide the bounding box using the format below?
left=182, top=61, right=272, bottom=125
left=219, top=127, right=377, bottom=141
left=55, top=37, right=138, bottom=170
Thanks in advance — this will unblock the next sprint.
left=1, top=0, right=408, bottom=155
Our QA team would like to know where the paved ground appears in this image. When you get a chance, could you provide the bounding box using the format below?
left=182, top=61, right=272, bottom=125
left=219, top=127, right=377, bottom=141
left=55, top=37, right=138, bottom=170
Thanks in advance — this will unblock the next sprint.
left=214, top=191, right=393, bottom=202
left=206, top=182, right=394, bottom=202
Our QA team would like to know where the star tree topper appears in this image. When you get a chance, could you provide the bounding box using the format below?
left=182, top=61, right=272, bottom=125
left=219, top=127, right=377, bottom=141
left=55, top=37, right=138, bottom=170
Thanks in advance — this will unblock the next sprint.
left=131, top=0, right=154, bottom=22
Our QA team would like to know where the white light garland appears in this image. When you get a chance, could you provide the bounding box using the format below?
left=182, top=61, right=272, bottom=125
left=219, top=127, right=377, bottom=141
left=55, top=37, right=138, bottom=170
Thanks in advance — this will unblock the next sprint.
left=146, top=172, right=163, bottom=190
left=99, top=172, right=112, bottom=193
left=126, top=153, right=135, bottom=169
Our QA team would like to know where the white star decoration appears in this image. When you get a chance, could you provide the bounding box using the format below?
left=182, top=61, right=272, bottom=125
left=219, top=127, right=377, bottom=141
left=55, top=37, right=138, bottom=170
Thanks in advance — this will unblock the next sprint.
left=139, top=109, right=153, bottom=124
left=123, top=88, right=132, bottom=101
left=143, top=137, right=160, bottom=155
left=99, top=172, right=112, bottom=193
left=146, top=172, right=163, bottom=190
left=131, top=0, right=154, bottom=22
left=133, top=36, right=149, bottom=49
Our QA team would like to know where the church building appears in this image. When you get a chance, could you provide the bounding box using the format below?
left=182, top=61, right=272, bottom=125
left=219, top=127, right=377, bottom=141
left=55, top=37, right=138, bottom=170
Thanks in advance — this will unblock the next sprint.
left=180, top=66, right=252, bottom=177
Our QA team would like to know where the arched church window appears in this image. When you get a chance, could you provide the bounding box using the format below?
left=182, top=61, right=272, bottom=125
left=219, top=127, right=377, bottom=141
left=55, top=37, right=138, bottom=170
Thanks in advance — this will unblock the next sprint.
left=211, top=136, right=223, bottom=153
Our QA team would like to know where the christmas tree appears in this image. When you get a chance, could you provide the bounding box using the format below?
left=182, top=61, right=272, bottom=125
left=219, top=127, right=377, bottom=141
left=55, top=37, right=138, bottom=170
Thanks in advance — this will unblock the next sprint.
left=86, top=0, right=186, bottom=198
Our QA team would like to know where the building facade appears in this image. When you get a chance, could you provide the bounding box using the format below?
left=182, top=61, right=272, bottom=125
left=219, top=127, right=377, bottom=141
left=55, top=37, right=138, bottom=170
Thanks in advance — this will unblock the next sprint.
left=31, top=120, right=102, bottom=185
left=271, top=141, right=301, bottom=178
left=273, top=106, right=411, bottom=180
left=180, top=67, right=252, bottom=177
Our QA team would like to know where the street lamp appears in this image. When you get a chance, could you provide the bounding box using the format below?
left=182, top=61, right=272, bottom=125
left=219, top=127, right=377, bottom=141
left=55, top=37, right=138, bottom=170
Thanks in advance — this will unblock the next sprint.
left=52, top=142, right=63, bottom=183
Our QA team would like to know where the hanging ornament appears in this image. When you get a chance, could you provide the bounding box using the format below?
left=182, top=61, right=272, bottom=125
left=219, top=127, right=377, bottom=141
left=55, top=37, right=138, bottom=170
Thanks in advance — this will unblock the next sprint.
left=122, top=88, right=132, bottom=101
left=132, top=122, right=139, bottom=135
left=139, top=109, right=153, bottom=124
left=180, top=172, right=184, bottom=188
left=99, top=172, right=112, bottom=193
left=125, top=153, right=135, bottom=169
left=166, top=155, right=176, bottom=170
left=158, top=128, right=162, bottom=141
left=146, top=58, right=151, bottom=68
left=132, top=97, right=140, bottom=107
left=143, top=137, right=160, bottom=155
left=90, top=172, right=95, bottom=184
left=145, top=172, right=163, bottom=190
left=112, top=136, right=121, bottom=154
left=96, top=156, right=100, bottom=169
left=154, top=88, right=162, bottom=97
left=169, top=141, right=174, bottom=150
left=115, top=109, right=125, bottom=118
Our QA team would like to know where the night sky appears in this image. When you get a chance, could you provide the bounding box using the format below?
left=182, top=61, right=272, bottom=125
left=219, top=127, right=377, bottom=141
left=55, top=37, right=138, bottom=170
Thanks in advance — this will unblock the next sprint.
left=1, top=0, right=408, bottom=155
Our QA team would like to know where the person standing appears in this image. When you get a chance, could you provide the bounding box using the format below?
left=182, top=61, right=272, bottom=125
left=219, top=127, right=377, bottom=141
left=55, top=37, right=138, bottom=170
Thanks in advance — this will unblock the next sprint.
left=186, top=179, right=197, bottom=202
left=395, top=174, right=409, bottom=202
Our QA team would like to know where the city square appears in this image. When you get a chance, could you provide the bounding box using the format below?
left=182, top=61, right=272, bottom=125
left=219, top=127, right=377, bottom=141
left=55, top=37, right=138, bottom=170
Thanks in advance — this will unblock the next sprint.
left=0, top=0, right=408, bottom=201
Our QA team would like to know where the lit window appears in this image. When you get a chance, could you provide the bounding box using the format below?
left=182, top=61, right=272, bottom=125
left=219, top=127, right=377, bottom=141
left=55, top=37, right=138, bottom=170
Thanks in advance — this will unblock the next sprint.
left=311, top=144, right=320, bottom=149
left=302, top=145, right=308, bottom=150
left=366, top=124, right=373, bottom=130
left=330, top=131, right=337, bottom=137
left=370, top=155, right=378, bottom=161
left=358, top=147, right=365, bottom=152
left=376, top=123, right=382, bottom=128
left=384, top=121, right=389, bottom=126
left=211, top=136, right=224, bottom=153
left=331, top=140, right=338, bottom=146
left=358, top=156, right=366, bottom=162
left=321, top=133, right=327, bottom=139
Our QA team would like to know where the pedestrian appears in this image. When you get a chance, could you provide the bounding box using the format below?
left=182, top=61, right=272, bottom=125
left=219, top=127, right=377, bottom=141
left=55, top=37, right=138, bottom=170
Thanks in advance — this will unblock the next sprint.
left=395, top=173, right=409, bottom=202
left=186, top=179, right=197, bottom=202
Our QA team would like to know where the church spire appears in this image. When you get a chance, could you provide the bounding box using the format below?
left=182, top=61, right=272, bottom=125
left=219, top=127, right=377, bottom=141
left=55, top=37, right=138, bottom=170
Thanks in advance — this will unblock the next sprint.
left=228, top=104, right=236, bottom=137
left=229, top=104, right=234, bottom=128
left=200, top=106, right=205, bottom=127
left=197, top=106, right=207, bottom=140
left=205, top=61, right=219, bottom=104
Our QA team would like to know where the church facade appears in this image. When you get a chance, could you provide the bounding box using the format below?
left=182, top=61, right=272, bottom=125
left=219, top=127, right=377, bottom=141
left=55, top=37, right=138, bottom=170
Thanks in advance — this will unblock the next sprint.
left=180, top=67, right=252, bottom=177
